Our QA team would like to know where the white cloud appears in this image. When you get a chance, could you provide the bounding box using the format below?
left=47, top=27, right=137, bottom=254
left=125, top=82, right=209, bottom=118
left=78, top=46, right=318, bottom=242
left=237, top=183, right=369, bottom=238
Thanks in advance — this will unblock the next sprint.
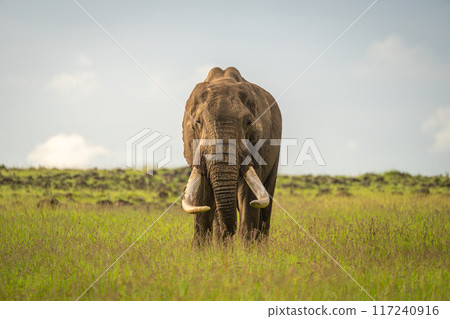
left=422, top=107, right=450, bottom=152
left=77, top=54, right=93, bottom=68
left=27, top=133, right=109, bottom=168
left=49, top=71, right=95, bottom=93
left=48, top=55, right=96, bottom=94
left=356, top=35, right=443, bottom=79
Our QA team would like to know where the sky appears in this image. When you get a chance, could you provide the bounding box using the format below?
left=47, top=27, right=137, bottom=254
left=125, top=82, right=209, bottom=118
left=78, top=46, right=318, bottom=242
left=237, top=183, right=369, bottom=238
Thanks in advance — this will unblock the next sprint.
left=0, top=0, right=449, bottom=175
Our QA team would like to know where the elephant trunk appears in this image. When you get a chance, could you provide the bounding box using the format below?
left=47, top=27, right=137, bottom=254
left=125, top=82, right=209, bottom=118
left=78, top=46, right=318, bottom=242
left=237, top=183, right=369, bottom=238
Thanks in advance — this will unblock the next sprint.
left=208, top=161, right=238, bottom=237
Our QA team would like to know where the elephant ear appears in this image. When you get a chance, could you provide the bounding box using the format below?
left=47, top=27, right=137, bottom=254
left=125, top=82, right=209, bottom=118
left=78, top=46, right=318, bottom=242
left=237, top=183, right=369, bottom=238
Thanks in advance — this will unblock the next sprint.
left=182, top=115, right=194, bottom=167
left=183, top=83, right=206, bottom=167
left=246, top=82, right=281, bottom=143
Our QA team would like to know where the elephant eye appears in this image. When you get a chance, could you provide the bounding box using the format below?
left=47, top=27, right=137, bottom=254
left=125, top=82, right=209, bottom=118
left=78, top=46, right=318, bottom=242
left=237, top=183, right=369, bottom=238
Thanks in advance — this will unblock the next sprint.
left=193, top=119, right=201, bottom=129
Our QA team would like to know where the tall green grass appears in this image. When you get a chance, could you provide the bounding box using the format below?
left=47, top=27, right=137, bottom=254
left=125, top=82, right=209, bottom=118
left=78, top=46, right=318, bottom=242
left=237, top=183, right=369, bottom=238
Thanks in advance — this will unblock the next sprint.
left=0, top=167, right=448, bottom=300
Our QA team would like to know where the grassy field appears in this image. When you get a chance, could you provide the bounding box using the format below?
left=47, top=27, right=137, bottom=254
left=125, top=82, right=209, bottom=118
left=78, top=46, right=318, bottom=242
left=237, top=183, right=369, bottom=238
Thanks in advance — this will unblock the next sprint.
left=0, top=165, right=448, bottom=300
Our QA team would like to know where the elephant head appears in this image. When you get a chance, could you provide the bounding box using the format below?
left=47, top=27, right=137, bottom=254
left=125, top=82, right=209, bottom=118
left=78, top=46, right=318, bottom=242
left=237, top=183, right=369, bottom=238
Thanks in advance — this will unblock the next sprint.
left=181, top=67, right=270, bottom=237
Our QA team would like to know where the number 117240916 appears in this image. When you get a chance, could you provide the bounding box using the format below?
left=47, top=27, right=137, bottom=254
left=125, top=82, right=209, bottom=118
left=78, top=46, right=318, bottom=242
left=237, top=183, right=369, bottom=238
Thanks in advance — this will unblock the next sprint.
left=373, top=305, right=439, bottom=316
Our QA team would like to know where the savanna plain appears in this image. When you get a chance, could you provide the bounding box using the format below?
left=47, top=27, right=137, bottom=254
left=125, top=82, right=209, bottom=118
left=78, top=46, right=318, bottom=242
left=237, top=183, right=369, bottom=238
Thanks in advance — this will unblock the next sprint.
left=0, top=166, right=448, bottom=300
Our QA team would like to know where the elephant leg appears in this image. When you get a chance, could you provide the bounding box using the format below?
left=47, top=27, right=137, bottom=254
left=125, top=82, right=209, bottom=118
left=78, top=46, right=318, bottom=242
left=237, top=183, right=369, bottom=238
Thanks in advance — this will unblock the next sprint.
left=237, top=180, right=261, bottom=240
left=193, top=209, right=215, bottom=246
left=191, top=173, right=215, bottom=246
left=259, top=159, right=279, bottom=237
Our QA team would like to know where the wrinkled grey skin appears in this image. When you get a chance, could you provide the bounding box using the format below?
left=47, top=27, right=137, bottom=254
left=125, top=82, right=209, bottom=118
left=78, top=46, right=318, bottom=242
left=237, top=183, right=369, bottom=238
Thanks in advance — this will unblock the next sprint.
left=182, top=67, right=282, bottom=244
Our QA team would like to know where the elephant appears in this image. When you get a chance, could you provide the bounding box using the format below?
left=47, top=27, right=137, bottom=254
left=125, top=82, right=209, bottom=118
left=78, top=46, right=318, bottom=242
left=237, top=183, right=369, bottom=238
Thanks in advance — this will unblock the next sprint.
left=181, top=66, right=282, bottom=244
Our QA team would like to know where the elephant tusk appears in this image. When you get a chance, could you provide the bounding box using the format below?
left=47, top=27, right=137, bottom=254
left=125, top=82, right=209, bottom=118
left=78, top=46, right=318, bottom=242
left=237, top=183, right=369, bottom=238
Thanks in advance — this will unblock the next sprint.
left=244, top=166, right=270, bottom=208
left=181, top=201, right=211, bottom=214
left=182, top=167, right=211, bottom=214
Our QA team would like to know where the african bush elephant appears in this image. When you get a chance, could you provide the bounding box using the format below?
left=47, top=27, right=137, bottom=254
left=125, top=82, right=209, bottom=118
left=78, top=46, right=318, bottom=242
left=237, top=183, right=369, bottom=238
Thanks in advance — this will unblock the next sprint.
left=181, top=67, right=282, bottom=243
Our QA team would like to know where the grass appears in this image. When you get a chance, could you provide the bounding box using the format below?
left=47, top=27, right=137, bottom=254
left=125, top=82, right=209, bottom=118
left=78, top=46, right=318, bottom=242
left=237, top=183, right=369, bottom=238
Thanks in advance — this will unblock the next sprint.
left=0, top=166, right=448, bottom=300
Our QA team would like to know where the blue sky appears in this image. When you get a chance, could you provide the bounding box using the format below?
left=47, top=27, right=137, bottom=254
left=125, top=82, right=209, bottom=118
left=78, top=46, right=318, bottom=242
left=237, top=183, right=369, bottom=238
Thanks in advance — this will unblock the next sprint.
left=1, top=0, right=449, bottom=175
